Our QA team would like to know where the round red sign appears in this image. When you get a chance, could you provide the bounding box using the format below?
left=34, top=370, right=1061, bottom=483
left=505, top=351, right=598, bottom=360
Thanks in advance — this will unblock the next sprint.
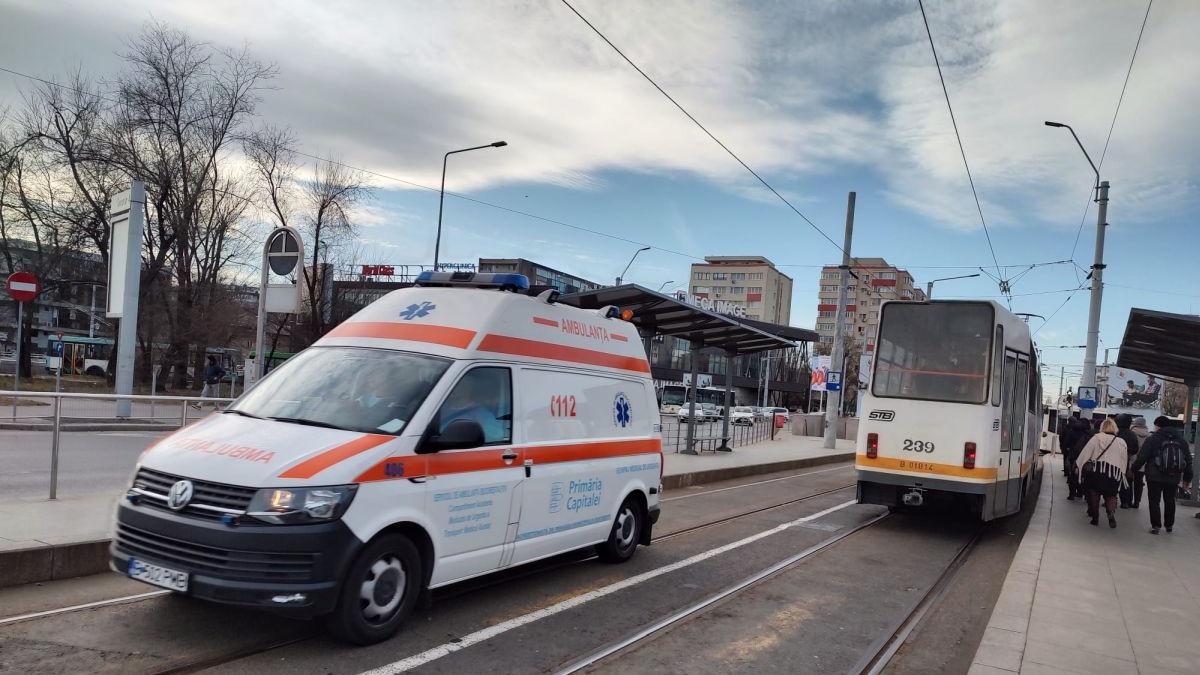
left=6, top=271, right=39, bottom=303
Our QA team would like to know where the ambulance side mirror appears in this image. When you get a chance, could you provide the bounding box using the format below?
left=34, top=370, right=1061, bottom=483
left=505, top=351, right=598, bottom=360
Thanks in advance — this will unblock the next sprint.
left=424, top=418, right=485, bottom=452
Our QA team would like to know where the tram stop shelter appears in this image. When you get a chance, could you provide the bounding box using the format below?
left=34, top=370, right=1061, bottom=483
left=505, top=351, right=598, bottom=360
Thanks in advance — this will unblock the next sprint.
left=559, top=284, right=809, bottom=454
left=1116, top=307, right=1200, bottom=504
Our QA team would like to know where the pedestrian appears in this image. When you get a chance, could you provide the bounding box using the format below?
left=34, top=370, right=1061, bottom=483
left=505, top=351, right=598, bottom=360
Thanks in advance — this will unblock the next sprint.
left=1115, top=414, right=1141, bottom=509
left=1075, top=417, right=1127, bottom=528
left=1128, top=416, right=1150, bottom=508
left=196, top=356, right=226, bottom=409
left=1065, top=414, right=1092, bottom=501
left=1131, top=416, right=1194, bottom=534
left=1059, top=411, right=1080, bottom=469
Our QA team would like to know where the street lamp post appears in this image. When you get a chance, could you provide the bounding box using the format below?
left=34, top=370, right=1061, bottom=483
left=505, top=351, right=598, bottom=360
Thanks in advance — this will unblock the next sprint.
left=921, top=271, right=979, bottom=297
left=615, top=246, right=651, bottom=285
left=1045, top=121, right=1109, bottom=393
left=434, top=141, right=507, bottom=270
left=925, top=273, right=981, bottom=299
left=657, top=280, right=674, bottom=292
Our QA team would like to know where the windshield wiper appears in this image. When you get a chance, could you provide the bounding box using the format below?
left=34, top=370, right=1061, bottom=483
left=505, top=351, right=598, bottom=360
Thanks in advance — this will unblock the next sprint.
left=222, top=409, right=264, bottom=419
left=268, top=416, right=348, bottom=431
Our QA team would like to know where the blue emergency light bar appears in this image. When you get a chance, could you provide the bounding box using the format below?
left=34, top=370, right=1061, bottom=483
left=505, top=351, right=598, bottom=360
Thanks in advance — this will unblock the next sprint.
left=415, top=271, right=530, bottom=291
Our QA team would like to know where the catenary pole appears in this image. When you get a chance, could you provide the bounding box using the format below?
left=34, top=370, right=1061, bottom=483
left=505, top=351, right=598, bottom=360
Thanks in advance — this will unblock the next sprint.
left=825, top=192, right=855, bottom=449
left=1081, top=182, right=1109, bottom=392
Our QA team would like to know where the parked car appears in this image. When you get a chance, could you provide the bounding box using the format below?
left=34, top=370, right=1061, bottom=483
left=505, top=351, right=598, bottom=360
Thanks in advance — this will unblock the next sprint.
left=763, top=407, right=790, bottom=422
left=730, top=406, right=756, bottom=426
left=700, top=402, right=722, bottom=421
left=677, top=402, right=716, bottom=424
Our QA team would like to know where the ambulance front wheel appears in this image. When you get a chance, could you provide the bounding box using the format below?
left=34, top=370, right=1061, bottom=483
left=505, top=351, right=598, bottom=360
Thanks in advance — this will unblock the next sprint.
left=326, top=533, right=423, bottom=645
left=596, top=497, right=644, bottom=563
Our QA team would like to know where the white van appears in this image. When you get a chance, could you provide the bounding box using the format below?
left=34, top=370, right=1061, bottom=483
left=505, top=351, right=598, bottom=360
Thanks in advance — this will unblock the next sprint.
left=111, top=272, right=663, bottom=645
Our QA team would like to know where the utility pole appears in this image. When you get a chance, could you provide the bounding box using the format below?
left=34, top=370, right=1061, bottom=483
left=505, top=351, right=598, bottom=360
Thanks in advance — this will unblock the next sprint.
left=1058, top=366, right=1065, bottom=406
left=825, top=192, right=855, bottom=450
left=1081, top=181, right=1109, bottom=392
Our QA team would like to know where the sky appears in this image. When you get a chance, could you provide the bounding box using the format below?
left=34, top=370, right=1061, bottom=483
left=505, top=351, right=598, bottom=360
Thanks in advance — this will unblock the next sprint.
left=1, top=0, right=1198, bottom=397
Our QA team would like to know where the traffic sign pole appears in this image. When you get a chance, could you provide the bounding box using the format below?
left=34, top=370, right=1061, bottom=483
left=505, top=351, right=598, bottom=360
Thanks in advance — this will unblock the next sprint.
left=11, top=302, right=21, bottom=420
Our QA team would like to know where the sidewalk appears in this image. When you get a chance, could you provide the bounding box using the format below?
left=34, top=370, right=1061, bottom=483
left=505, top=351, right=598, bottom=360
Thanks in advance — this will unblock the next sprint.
left=971, top=454, right=1200, bottom=675
left=0, top=431, right=854, bottom=587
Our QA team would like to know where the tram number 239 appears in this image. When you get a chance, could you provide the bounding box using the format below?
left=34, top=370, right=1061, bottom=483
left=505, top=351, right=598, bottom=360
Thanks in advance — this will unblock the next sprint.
left=902, top=439, right=935, bottom=453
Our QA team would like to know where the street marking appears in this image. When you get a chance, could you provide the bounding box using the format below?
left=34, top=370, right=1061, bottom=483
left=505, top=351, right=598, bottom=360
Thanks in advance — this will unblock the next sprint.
left=662, top=464, right=851, bottom=502
left=358, top=499, right=859, bottom=675
left=0, top=590, right=169, bottom=626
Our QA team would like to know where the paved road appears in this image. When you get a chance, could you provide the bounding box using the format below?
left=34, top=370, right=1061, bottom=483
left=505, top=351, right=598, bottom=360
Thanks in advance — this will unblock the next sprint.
left=0, top=463, right=1033, bottom=674
left=0, top=430, right=165, bottom=501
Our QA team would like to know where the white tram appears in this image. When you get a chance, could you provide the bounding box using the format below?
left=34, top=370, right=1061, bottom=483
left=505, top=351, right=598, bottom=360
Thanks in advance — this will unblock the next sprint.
left=856, top=300, right=1042, bottom=521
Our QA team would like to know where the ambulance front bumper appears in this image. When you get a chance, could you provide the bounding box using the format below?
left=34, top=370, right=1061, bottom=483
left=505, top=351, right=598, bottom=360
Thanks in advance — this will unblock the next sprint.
left=111, top=501, right=362, bottom=617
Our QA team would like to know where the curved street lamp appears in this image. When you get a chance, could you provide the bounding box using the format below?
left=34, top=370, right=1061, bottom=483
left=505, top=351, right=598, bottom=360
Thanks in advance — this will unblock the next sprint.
left=615, top=246, right=651, bottom=285
left=434, top=141, right=507, bottom=269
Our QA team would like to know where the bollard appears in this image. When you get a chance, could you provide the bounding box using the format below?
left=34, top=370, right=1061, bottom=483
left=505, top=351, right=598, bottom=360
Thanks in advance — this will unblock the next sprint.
left=49, top=394, right=62, bottom=500
left=151, top=366, right=157, bottom=419
left=180, top=398, right=188, bottom=428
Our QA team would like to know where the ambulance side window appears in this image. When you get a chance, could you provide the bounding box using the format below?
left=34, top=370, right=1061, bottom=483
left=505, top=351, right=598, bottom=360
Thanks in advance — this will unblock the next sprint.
left=434, top=367, right=513, bottom=446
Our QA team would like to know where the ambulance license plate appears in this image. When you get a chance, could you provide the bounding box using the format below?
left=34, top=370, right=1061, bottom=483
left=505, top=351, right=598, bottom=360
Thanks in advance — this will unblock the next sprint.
left=127, top=557, right=189, bottom=591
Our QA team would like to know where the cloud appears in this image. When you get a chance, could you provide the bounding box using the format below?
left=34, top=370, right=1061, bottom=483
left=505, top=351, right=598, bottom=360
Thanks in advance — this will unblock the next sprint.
left=1, top=0, right=1196, bottom=243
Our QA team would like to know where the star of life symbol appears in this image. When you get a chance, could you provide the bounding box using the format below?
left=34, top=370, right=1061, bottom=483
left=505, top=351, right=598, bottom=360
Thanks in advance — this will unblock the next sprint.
left=613, top=392, right=632, bottom=428
left=400, top=301, right=436, bottom=320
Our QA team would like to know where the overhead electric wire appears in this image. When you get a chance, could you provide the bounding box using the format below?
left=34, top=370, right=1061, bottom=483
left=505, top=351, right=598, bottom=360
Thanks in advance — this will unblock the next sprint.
left=556, top=0, right=862, bottom=266
left=1067, top=0, right=1154, bottom=266
left=916, top=0, right=1006, bottom=305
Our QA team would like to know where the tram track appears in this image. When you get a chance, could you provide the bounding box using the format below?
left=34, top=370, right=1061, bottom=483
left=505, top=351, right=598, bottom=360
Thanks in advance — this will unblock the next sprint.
left=150, top=482, right=861, bottom=675
left=0, top=466, right=858, bottom=675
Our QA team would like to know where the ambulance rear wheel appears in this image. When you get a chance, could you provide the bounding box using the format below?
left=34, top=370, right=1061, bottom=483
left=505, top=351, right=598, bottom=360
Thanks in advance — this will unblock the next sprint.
left=327, top=533, right=423, bottom=645
left=596, top=498, right=643, bottom=563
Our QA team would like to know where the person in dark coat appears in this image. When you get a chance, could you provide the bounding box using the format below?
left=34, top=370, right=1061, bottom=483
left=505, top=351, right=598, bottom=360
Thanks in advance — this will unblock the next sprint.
left=1065, top=415, right=1093, bottom=501
left=1115, top=414, right=1142, bottom=509
left=1131, top=416, right=1195, bottom=534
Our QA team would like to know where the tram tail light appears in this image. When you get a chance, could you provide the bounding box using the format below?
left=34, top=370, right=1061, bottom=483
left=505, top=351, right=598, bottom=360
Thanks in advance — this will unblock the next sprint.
left=866, top=433, right=878, bottom=459
left=963, top=442, right=977, bottom=469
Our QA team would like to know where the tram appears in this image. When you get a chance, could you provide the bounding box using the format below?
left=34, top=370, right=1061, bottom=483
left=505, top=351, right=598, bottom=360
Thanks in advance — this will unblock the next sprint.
left=856, top=300, right=1041, bottom=521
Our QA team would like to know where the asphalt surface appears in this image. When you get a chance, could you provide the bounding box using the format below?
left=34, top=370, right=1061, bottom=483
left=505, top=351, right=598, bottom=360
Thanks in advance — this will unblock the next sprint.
left=0, top=462, right=1034, bottom=674
left=0, top=430, right=165, bottom=501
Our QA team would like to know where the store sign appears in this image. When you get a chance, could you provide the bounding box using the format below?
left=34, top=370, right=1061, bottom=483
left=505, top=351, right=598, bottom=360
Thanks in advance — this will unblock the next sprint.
left=361, top=264, right=395, bottom=276
left=681, top=293, right=747, bottom=318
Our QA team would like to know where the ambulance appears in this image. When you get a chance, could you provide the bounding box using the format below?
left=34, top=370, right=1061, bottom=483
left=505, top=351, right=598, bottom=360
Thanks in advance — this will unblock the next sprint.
left=111, top=272, right=663, bottom=645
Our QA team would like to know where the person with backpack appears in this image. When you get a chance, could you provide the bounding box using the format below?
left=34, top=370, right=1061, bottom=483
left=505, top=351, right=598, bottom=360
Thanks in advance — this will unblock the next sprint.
left=1075, top=417, right=1127, bottom=527
left=1131, top=416, right=1194, bottom=534
left=1115, top=414, right=1142, bottom=509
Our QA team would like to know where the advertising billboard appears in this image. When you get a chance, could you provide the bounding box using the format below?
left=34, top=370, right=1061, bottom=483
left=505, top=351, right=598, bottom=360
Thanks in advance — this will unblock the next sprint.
left=1098, top=365, right=1163, bottom=418
left=810, top=355, right=831, bottom=392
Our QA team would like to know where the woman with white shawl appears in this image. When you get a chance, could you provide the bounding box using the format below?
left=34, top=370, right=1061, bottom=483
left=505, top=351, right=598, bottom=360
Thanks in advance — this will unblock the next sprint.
left=1076, top=417, right=1128, bottom=528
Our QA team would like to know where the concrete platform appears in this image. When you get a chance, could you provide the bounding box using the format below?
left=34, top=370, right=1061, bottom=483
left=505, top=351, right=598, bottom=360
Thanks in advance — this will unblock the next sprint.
left=0, top=433, right=854, bottom=588
left=970, top=454, right=1200, bottom=675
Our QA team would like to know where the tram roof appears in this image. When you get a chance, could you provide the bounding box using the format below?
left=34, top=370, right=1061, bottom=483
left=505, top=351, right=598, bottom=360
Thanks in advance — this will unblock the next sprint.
left=1116, top=307, right=1200, bottom=384
left=558, top=284, right=809, bottom=354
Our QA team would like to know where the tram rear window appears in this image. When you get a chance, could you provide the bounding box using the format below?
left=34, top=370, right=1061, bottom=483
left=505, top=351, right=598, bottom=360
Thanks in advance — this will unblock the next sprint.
left=872, top=303, right=993, bottom=404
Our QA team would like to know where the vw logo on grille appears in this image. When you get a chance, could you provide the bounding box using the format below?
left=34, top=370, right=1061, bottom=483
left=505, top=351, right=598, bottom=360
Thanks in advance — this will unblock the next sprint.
left=166, top=480, right=194, bottom=511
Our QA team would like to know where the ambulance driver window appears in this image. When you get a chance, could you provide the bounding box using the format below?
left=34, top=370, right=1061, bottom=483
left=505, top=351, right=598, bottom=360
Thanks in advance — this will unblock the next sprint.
left=436, top=367, right=512, bottom=445
left=230, top=347, right=450, bottom=435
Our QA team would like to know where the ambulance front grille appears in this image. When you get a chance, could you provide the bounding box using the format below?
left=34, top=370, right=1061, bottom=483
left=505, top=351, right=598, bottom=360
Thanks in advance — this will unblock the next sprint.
left=132, top=467, right=256, bottom=520
left=115, top=523, right=318, bottom=581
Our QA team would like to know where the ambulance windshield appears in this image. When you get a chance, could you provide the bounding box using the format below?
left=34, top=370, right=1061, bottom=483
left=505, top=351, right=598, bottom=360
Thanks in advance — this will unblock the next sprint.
left=231, top=347, right=451, bottom=435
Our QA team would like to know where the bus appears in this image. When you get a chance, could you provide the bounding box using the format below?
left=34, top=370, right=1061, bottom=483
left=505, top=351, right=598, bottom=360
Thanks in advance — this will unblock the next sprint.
left=48, top=336, right=113, bottom=377
left=659, top=384, right=735, bottom=414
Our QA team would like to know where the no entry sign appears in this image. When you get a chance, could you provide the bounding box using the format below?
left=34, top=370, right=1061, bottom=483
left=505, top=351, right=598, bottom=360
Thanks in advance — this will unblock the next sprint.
left=5, top=271, right=38, bottom=303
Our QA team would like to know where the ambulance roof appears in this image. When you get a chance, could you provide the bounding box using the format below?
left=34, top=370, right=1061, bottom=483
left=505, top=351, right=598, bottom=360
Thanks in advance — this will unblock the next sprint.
left=315, top=286, right=651, bottom=377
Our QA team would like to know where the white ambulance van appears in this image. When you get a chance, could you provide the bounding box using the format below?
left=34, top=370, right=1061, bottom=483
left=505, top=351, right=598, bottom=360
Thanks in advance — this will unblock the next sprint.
left=111, top=272, right=663, bottom=645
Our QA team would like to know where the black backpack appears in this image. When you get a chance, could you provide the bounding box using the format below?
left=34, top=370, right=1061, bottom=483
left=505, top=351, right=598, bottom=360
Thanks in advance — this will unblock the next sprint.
left=1155, top=434, right=1188, bottom=475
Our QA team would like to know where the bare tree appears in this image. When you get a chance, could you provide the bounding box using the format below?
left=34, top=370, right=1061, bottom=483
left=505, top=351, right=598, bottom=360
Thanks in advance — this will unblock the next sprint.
left=102, top=22, right=275, bottom=387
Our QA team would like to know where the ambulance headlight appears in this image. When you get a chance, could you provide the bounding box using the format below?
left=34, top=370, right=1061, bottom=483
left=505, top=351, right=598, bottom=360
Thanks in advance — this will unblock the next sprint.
left=246, top=485, right=357, bottom=524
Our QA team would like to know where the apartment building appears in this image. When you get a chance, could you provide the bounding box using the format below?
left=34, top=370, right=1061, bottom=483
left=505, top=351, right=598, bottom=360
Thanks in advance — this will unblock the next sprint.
left=688, top=256, right=793, bottom=324
left=814, top=257, right=926, bottom=351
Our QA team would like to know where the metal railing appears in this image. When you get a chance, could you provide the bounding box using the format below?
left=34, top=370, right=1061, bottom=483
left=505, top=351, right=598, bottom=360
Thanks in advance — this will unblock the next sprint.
left=660, top=414, right=778, bottom=454
left=0, top=390, right=235, bottom=500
